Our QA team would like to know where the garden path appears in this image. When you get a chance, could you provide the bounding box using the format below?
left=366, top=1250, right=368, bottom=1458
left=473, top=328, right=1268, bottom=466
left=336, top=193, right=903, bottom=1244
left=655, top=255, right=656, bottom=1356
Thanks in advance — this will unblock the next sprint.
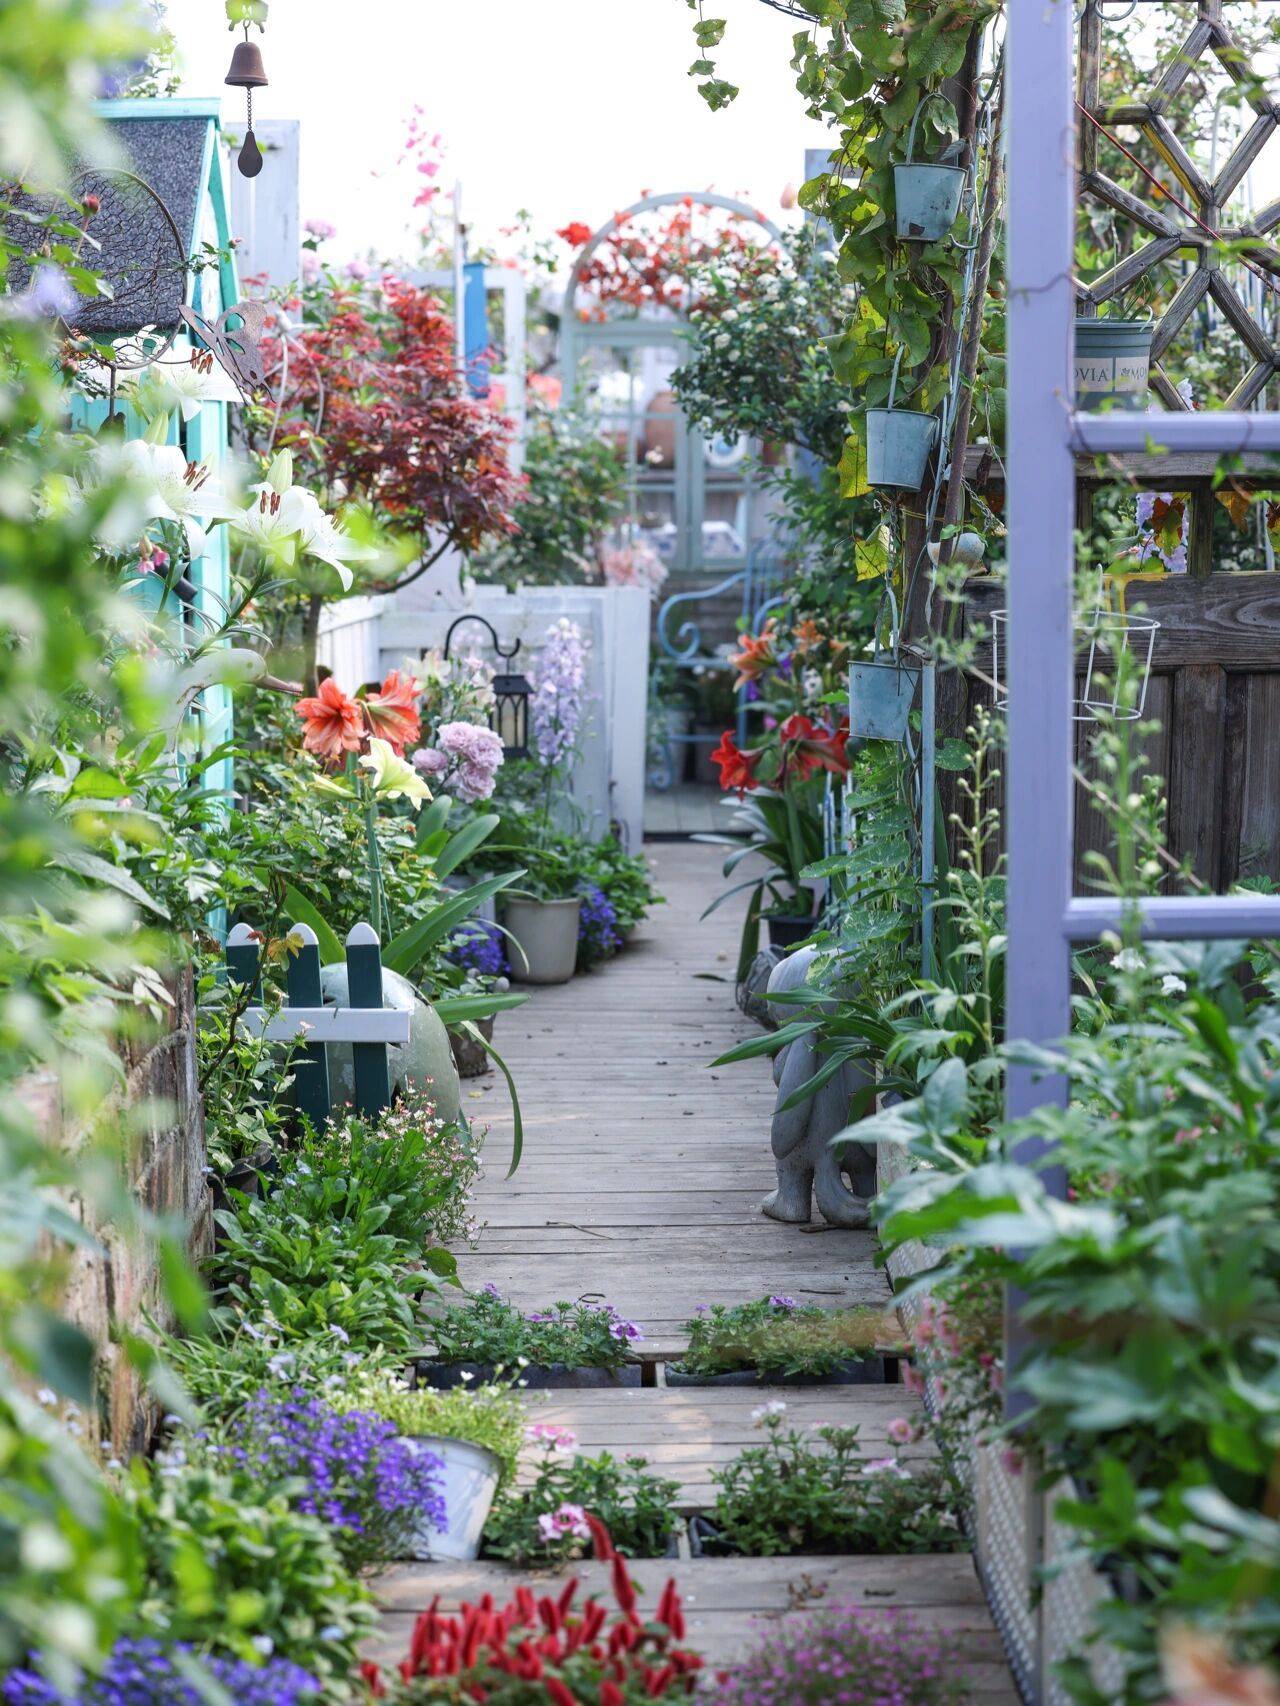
left=375, top=843, right=1017, bottom=1698
left=455, top=839, right=890, bottom=1350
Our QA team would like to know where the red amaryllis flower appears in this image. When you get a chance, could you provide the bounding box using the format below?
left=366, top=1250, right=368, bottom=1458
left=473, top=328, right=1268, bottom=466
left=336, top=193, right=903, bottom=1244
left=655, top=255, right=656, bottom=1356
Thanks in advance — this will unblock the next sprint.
left=362, top=667, right=421, bottom=753
left=779, top=713, right=850, bottom=781
left=711, top=731, right=762, bottom=796
left=296, top=677, right=363, bottom=765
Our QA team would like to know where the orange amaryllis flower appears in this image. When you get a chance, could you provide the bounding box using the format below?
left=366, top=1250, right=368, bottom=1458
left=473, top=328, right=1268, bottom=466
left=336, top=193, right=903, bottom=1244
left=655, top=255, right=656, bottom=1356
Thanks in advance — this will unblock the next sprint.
left=296, top=677, right=364, bottom=765
left=711, top=730, right=762, bottom=796
left=729, top=620, right=777, bottom=690
left=362, top=668, right=421, bottom=754
left=792, top=618, right=824, bottom=654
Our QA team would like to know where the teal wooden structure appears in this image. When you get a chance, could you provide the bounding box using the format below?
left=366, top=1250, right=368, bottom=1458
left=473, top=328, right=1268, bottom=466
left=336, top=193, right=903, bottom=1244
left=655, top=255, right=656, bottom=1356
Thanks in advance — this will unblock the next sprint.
left=75, top=98, right=242, bottom=801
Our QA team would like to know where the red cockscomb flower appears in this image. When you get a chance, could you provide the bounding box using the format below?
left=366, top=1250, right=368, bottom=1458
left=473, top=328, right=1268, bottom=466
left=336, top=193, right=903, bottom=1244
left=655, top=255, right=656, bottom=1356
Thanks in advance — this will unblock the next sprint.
left=362, top=667, right=421, bottom=753
left=296, top=677, right=363, bottom=765
left=711, top=731, right=762, bottom=796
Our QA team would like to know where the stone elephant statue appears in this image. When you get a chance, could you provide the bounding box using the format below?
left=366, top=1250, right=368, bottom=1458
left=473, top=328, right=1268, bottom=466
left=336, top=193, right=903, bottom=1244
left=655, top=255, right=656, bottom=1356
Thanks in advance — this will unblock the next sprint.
left=761, top=946, right=877, bottom=1229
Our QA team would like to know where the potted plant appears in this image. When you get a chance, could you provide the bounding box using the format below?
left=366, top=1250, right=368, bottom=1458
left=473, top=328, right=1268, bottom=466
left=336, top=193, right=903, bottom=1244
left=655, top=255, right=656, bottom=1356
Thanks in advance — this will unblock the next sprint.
left=335, top=1372, right=525, bottom=1563
left=1075, top=309, right=1153, bottom=412
left=667, top=1297, right=893, bottom=1387
left=418, top=1286, right=645, bottom=1390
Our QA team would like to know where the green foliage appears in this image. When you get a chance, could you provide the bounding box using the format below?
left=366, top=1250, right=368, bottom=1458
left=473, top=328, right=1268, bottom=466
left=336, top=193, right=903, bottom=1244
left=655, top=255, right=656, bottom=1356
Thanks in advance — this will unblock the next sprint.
left=705, top=1406, right=964, bottom=1558
left=426, top=1289, right=639, bottom=1372
left=334, top=1371, right=526, bottom=1493
left=131, top=1460, right=374, bottom=1695
left=160, top=1308, right=395, bottom=1426
left=473, top=410, right=625, bottom=589
left=699, top=785, right=828, bottom=979
left=484, top=1445, right=680, bottom=1565
left=675, top=1297, right=889, bottom=1379
left=208, top=1193, right=436, bottom=1353
left=574, top=834, right=663, bottom=933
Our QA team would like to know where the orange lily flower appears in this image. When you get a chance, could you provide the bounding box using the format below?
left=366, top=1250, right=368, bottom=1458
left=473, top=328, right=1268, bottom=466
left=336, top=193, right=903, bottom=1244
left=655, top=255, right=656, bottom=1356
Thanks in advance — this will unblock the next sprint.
left=729, top=620, right=777, bottom=690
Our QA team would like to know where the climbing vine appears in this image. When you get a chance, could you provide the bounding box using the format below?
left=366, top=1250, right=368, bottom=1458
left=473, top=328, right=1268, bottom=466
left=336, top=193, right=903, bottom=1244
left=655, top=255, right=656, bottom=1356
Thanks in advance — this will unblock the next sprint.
left=684, top=0, right=1004, bottom=500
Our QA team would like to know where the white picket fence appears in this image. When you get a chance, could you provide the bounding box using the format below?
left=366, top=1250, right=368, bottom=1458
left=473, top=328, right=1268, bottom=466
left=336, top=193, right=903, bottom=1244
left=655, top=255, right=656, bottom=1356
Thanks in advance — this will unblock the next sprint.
left=318, top=584, right=651, bottom=852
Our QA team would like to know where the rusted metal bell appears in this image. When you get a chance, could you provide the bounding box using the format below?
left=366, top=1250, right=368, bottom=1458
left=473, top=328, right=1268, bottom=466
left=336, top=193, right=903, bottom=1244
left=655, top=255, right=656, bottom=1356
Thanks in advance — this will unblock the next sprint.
left=225, top=39, right=267, bottom=87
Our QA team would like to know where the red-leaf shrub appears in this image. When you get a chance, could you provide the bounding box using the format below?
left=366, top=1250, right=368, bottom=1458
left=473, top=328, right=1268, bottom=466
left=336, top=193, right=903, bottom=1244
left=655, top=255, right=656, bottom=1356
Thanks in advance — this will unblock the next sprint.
left=369, top=1523, right=701, bottom=1703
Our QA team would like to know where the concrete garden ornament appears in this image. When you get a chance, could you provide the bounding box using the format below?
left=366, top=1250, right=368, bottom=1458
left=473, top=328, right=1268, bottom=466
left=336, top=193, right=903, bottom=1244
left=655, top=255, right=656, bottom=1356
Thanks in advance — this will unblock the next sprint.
left=762, top=948, right=876, bottom=1229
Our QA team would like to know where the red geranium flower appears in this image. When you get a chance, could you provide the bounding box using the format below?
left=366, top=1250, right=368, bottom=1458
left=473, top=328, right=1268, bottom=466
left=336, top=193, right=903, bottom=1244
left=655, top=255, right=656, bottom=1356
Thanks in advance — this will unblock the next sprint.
left=711, top=730, right=762, bottom=795
left=556, top=221, right=594, bottom=249
left=296, top=677, right=363, bottom=765
left=362, top=668, right=421, bottom=754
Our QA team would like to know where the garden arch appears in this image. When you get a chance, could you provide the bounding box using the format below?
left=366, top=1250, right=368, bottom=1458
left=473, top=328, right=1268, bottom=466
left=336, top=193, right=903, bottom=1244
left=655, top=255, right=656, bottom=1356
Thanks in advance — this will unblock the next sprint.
left=558, top=191, right=784, bottom=581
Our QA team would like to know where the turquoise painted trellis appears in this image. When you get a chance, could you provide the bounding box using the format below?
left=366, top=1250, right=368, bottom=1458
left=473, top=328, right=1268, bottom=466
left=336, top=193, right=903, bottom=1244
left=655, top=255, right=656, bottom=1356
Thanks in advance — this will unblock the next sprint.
left=73, top=98, right=243, bottom=811
left=225, top=922, right=411, bottom=1131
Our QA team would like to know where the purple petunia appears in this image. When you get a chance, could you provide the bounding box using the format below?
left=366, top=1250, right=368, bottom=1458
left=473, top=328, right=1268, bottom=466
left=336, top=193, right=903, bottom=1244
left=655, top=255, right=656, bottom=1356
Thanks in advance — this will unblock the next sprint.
left=3, top=1640, right=319, bottom=1705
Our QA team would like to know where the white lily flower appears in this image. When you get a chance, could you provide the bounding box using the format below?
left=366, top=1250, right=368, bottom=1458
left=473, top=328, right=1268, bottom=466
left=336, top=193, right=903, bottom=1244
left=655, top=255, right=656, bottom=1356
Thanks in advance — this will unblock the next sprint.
left=115, top=439, right=238, bottom=560
left=122, top=337, right=244, bottom=422
left=231, top=460, right=375, bottom=591
left=358, top=737, right=433, bottom=810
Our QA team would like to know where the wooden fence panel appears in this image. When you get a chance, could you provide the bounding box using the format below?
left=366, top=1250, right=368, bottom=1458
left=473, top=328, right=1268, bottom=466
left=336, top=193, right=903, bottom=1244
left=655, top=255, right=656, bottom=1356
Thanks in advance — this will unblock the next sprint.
left=939, top=574, right=1280, bottom=892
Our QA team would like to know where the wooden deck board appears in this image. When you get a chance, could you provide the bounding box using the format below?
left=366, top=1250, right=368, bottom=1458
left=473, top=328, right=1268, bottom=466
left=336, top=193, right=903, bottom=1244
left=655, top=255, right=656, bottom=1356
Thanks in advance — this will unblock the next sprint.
left=373, top=844, right=1015, bottom=1697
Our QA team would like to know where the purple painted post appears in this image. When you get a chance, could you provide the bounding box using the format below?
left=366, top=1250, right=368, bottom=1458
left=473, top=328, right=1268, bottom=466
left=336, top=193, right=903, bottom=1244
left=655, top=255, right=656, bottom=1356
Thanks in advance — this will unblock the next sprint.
left=1005, top=0, right=1074, bottom=1152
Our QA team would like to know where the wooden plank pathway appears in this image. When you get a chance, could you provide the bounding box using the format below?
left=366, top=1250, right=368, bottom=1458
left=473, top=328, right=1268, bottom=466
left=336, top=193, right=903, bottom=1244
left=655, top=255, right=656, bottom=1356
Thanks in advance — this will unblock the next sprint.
left=379, top=843, right=1017, bottom=1701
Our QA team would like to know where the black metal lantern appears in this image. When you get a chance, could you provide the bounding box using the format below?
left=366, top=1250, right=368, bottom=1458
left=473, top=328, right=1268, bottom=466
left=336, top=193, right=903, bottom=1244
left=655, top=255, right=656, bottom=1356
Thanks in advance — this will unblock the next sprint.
left=439, top=615, right=531, bottom=761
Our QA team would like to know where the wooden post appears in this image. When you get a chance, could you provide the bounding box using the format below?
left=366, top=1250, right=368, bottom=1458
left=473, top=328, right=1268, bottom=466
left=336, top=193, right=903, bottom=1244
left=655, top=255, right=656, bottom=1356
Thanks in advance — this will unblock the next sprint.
left=345, top=922, right=392, bottom=1118
left=225, top=922, right=262, bottom=996
left=285, top=921, right=331, bottom=1133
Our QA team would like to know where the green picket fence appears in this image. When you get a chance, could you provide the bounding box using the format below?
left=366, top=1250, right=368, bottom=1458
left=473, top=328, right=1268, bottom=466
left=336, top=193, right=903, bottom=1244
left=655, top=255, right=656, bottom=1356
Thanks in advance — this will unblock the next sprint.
left=224, top=920, right=411, bottom=1130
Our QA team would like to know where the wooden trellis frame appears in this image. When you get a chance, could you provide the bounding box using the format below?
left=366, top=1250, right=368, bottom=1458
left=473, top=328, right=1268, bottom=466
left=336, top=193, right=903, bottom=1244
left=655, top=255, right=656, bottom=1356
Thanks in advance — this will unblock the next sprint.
left=1076, top=0, right=1280, bottom=410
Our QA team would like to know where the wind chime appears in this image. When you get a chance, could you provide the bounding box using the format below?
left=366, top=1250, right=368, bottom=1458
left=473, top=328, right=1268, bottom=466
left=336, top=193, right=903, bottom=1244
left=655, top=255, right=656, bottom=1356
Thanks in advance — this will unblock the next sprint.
left=224, top=0, right=269, bottom=179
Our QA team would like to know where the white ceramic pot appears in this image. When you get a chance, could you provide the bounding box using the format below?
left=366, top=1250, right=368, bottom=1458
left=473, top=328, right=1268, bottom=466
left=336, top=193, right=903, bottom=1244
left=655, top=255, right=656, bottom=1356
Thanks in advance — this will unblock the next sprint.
left=503, top=896, right=581, bottom=985
left=400, top=1434, right=501, bottom=1562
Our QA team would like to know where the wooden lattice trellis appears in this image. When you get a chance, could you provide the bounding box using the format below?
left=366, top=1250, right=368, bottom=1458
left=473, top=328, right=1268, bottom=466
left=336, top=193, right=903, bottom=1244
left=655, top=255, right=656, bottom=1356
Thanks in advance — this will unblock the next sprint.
left=1077, top=0, right=1280, bottom=409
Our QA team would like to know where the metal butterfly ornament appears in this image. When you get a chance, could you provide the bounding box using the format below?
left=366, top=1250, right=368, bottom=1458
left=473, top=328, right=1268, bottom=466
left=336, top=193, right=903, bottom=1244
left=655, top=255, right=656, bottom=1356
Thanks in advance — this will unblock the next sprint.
left=180, top=301, right=268, bottom=398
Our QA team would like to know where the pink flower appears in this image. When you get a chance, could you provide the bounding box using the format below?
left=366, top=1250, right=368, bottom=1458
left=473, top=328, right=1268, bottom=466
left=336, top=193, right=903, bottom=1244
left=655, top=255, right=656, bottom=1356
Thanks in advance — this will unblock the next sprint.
left=537, top=1501, right=591, bottom=1542
left=887, top=1417, right=916, bottom=1446
left=525, top=1423, right=578, bottom=1452
left=437, top=720, right=504, bottom=801
left=305, top=218, right=336, bottom=240
left=346, top=259, right=372, bottom=281
left=413, top=747, right=448, bottom=776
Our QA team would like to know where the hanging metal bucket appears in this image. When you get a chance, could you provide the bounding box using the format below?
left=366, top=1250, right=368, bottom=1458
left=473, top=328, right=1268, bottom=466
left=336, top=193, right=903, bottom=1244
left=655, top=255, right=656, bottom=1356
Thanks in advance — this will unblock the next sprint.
left=866, top=406, right=939, bottom=490
left=848, top=587, right=919, bottom=741
left=894, top=96, right=965, bottom=242
left=1074, top=317, right=1153, bottom=412
left=866, top=348, right=938, bottom=491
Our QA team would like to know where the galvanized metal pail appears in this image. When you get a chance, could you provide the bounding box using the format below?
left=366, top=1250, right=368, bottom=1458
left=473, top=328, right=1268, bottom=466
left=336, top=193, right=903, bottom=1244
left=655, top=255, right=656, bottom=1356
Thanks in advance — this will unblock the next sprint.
left=866, top=406, right=939, bottom=490
left=894, top=96, right=965, bottom=242
left=1074, top=316, right=1152, bottom=412
left=848, top=585, right=920, bottom=741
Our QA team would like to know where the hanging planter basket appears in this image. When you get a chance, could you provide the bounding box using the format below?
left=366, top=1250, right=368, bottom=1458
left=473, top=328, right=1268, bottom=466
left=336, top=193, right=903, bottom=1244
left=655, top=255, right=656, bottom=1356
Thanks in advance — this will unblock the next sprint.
left=866, top=350, right=938, bottom=492
left=848, top=588, right=920, bottom=742
left=1074, top=316, right=1153, bottom=412
left=991, top=594, right=1159, bottom=722
left=893, top=95, right=965, bottom=243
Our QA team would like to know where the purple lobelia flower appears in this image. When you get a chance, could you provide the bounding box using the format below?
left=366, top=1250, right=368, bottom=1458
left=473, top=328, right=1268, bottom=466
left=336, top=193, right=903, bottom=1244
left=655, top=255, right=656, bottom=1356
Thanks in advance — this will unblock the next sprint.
left=204, top=1388, right=445, bottom=1570
left=3, top=1639, right=320, bottom=1705
left=448, top=920, right=508, bottom=979
left=576, top=884, right=620, bottom=970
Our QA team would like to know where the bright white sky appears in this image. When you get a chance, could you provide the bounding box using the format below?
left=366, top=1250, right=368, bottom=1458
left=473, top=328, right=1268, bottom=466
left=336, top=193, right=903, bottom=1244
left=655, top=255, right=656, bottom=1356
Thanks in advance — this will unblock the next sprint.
left=162, top=0, right=827, bottom=262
